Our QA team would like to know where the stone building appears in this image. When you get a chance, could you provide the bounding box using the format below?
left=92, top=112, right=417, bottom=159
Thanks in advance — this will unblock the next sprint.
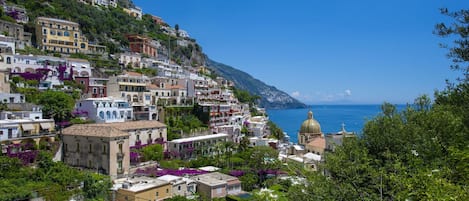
left=298, top=110, right=326, bottom=155
left=62, top=124, right=130, bottom=178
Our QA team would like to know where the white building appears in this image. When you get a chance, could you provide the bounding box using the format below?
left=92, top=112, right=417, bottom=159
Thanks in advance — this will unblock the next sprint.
left=0, top=93, right=24, bottom=103
left=119, top=52, right=142, bottom=68
left=167, top=133, right=229, bottom=160
left=74, top=97, right=133, bottom=123
left=157, top=175, right=197, bottom=198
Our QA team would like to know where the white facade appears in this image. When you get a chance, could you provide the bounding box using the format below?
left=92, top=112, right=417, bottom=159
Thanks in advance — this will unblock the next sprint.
left=119, top=52, right=142, bottom=68
left=75, top=97, right=133, bottom=123
left=67, top=58, right=92, bottom=77
left=0, top=93, right=24, bottom=103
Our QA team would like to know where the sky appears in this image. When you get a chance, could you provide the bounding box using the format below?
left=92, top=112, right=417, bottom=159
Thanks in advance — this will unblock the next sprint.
left=133, top=0, right=469, bottom=105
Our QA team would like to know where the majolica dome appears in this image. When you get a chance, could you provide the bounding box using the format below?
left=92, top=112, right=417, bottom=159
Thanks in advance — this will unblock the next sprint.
left=300, top=110, right=321, bottom=134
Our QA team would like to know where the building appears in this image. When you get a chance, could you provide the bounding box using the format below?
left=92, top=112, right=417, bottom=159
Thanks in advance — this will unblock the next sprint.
left=114, top=177, right=172, bottom=201
left=0, top=19, right=31, bottom=48
left=62, top=124, right=130, bottom=178
left=0, top=69, right=10, bottom=93
left=123, top=7, right=143, bottom=20
left=74, top=97, right=133, bottom=123
left=192, top=172, right=242, bottom=200
left=151, top=15, right=165, bottom=25
left=0, top=108, right=56, bottom=152
left=77, top=0, right=118, bottom=8
left=89, top=120, right=167, bottom=148
left=167, top=133, right=229, bottom=160
left=35, top=17, right=88, bottom=54
left=126, top=34, right=158, bottom=58
left=107, top=72, right=158, bottom=121
left=157, top=175, right=197, bottom=198
left=325, top=124, right=356, bottom=152
left=119, top=52, right=142, bottom=68
left=2, top=3, right=29, bottom=23
left=74, top=77, right=108, bottom=98
left=0, top=93, right=24, bottom=103
left=67, top=58, right=92, bottom=77
left=298, top=110, right=326, bottom=155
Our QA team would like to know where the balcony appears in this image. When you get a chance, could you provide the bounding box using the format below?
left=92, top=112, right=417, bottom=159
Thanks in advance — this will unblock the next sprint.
left=117, top=152, right=124, bottom=159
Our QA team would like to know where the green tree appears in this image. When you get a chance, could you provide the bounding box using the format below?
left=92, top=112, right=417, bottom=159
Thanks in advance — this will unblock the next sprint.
left=141, top=144, right=164, bottom=161
left=36, top=90, right=75, bottom=123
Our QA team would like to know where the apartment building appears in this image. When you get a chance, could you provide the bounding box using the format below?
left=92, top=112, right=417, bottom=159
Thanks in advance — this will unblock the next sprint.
left=35, top=17, right=88, bottom=54
left=74, top=97, right=133, bottom=123
left=62, top=124, right=130, bottom=178
left=192, top=172, right=242, bottom=200
left=115, top=177, right=172, bottom=201
left=107, top=72, right=158, bottom=121
left=167, top=133, right=229, bottom=160
left=126, top=34, right=157, bottom=58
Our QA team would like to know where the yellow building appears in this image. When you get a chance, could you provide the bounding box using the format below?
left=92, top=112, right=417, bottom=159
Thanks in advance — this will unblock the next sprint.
left=116, top=177, right=172, bottom=201
left=35, top=17, right=88, bottom=54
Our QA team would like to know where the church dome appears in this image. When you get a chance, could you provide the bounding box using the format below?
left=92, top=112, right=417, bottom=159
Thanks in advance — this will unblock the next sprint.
left=300, top=110, right=321, bottom=134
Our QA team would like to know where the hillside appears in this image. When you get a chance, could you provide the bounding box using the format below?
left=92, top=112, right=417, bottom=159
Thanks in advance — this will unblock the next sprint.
left=9, top=0, right=306, bottom=109
left=206, top=58, right=307, bottom=109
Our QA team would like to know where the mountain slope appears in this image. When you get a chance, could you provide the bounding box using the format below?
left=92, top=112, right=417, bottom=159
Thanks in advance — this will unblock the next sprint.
left=206, top=58, right=307, bottom=109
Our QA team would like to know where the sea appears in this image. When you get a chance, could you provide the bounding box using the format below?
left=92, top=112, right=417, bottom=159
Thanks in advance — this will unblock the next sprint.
left=267, top=104, right=406, bottom=143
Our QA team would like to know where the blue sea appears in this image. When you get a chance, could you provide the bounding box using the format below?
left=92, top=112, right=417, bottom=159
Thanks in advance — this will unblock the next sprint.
left=267, top=105, right=406, bottom=143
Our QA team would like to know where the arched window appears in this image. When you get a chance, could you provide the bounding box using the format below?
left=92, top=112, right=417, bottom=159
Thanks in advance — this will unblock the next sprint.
left=6, top=57, right=11, bottom=64
left=106, top=111, right=111, bottom=119
left=99, top=111, right=104, bottom=119
left=112, top=111, right=117, bottom=119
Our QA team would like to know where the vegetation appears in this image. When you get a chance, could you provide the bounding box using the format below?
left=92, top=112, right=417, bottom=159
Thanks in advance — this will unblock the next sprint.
left=165, top=113, right=207, bottom=140
left=267, top=121, right=284, bottom=140
left=141, top=144, right=164, bottom=161
left=0, top=152, right=111, bottom=200
left=36, top=90, right=75, bottom=123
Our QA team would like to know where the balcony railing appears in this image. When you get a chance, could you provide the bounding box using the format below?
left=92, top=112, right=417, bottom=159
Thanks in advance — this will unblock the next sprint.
left=117, top=152, right=125, bottom=159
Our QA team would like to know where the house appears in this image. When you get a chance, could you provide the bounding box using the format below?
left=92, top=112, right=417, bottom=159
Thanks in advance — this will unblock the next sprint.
left=74, top=77, right=108, bottom=98
left=107, top=72, right=158, bottom=121
left=0, top=93, right=24, bottom=103
left=62, top=124, right=130, bottom=178
left=192, top=172, right=242, bottom=200
left=126, top=34, right=157, bottom=58
left=0, top=108, right=56, bottom=156
left=157, top=175, right=197, bottom=198
left=119, top=52, right=142, bottom=68
left=66, top=58, right=92, bottom=77
left=77, top=0, right=118, bottom=8
left=167, top=133, right=229, bottom=160
left=35, top=17, right=89, bottom=54
left=123, top=7, right=143, bottom=20
left=1, top=3, right=29, bottom=23
left=0, top=19, right=31, bottom=49
left=114, top=177, right=172, bottom=201
left=74, top=97, right=133, bottom=123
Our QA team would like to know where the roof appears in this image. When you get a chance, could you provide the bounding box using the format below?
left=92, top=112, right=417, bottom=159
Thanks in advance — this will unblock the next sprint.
left=198, top=166, right=221, bottom=172
left=170, top=133, right=228, bottom=143
left=92, top=120, right=167, bottom=131
left=306, top=137, right=326, bottom=150
left=62, top=124, right=129, bottom=138
left=119, top=178, right=170, bottom=193
left=193, top=172, right=238, bottom=187
left=36, top=17, right=79, bottom=25
left=304, top=152, right=322, bottom=162
left=125, top=71, right=144, bottom=77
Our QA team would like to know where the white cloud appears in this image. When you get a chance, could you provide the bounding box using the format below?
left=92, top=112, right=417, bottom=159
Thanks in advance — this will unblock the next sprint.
left=291, top=91, right=301, bottom=98
left=345, top=89, right=352, bottom=96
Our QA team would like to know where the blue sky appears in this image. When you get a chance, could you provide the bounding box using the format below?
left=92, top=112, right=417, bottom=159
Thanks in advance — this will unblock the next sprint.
left=133, top=0, right=469, bottom=104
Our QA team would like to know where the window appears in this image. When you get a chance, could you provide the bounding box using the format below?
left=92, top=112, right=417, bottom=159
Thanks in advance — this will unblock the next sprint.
left=43, top=39, right=47, bottom=43
left=64, top=143, right=68, bottom=151
left=0, top=131, right=3, bottom=135
left=50, top=30, right=56, bottom=35
left=76, top=142, right=80, bottom=152
left=63, top=31, right=70, bottom=36
left=43, top=29, right=47, bottom=34
left=93, top=88, right=97, bottom=94
left=74, top=33, right=78, bottom=38
left=136, top=134, right=140, bottom=141
left=89, top=144, right=92, bottom=153
left=119, top=143, right=123, bottom=153
left=57, top=31, right=62, bottom=36
left=80, top=43, right=86, bottom=49
left=57, top=25, right=61, bottom=29
left=118, top=160, right=122, bottom=169
left=178, top=186, right=181, bottom=191
left=166, top=188, right=169, bottom=193
left=103, top=144, right=106, bottom=154
left=155, top=192, right=159, bottom=197
left=6, top=57, right=11, bottom=64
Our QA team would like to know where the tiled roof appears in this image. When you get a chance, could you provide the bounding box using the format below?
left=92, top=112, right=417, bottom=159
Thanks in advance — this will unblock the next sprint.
left=306, top=137, right=326, bottom=149
left=93, top=120, right=167, bottom=131
left=62, top=124, right=129, bottom=138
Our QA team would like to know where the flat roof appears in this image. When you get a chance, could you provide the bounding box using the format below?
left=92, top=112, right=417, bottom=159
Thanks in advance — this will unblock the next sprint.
left=92, top=120, right=167, bottom=131
left=192, top=172, right=238, bottom=187
left=170, top=133, right=228, bottom=143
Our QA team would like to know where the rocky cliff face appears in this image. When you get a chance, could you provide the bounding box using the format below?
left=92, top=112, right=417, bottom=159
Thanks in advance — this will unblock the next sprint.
left=206, top=58, right=307, bottom=109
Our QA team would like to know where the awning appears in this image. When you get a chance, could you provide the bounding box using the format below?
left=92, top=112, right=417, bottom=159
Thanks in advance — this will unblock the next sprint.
left=21, top=124, right=34, bottom=131
left=40, top=123, right=52, bottom=129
